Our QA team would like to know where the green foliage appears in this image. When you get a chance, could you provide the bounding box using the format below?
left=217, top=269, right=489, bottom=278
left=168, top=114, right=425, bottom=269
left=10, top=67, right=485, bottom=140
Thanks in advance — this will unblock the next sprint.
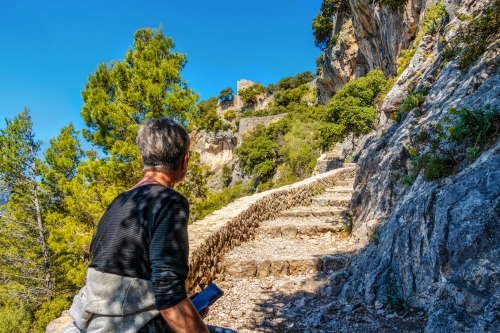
left=446, top=107, right=500, bottom=147
left=396, top=3, right=446, bottom=75
left=380, top=0, right=408, bottom=12
left=239, top=106, right=287, bottom=119
left=0, top=27, right=210, bottom=330
left=238, top=83, right=266, bottom=105
left=274, top=84, right=311, bottom=107
left=312, top=0, right=350, bottom=50
left=218, top=87, right=234, bottom=102
left=320, top=70, right=392, bottom=150
left=33, top=297, right=71, bottom=333
left=369, top=228, right=380, bottom=244
left=81, top=26, right=198, bottom=153
left=0, top=110, right=53, bottom=308
left=224, top=109, right=236, bottom=121
left=399, top=89, right=426, bottom=113
left=275, top=71, right=316, bottom=91
left=392, top=111, right=404, bottom=124
left=176, top=152, right=209, bottom=222
left=191, top=182, right=253, bottom=221
left=221, top=164, right=232, bottom=187
left=344, top=155, right=354, bottom=163
left=310, top=183, right=326, bottom=196
left=339, top=217, right=353, bottom=235
left=236, top=103, right=322, bottom=185
left=425, top=18, right=440, bottom=34
left=273, top=165, right=300, bottom=188
left=404, top=107, right=500, bottom=184
left=0, top=111, right=80, bottom=331
left=423, top=3, right=446, bottom=33
left=400, top=174, right=416, bottom=186
left=316, top=54, right=325, bottom=76
left=195, top=97, right=224, bottom=131
left=237, top=125, right=280, bottom=180
left=312, top=8, right=334, bottom=50
left=456, top=0, right=500, bottom=68
left=0, top=302, right=31, bottom=333
left=396, top=49, right=416, bottom=76
left=384, top=284, right=412, bottom=316
left=319, top=122, right=345, bottom=151
left=441, top=41, right=456, bottom=61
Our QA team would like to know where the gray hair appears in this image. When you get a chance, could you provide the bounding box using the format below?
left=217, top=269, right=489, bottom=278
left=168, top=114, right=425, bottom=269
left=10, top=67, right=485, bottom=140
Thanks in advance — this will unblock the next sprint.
left=136, top=117, right=190, bottom=171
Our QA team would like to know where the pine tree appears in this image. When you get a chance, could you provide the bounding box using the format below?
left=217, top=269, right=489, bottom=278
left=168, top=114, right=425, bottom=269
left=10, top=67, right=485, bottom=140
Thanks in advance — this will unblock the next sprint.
left=42, top=123, right=89, bottom=293
left=81, top=26, right=198, bottom=151
left=0, top=109, right=52, bottom=306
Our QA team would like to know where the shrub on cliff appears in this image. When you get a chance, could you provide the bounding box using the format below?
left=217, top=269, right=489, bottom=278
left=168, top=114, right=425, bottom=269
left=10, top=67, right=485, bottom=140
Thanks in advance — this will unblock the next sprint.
left=238, top=83, right=266, bottom=105
left=219, top=87, right=234, bottom=102
left=236, top=103, right=322, bottom=188
left=274, top=84, right=312, bottom=107
left=403, top=107, right=500, bottom=184
left=312, top=0, right=350, bottom=50
left=396, top=3, right=446, bottom=75
left=275, top=71, right=315, bottom=91
left=224, top=109, right=236, bottom=121
left=320, top=70, right=393, bottom=150
left=456, top=0, right=500, bottom=68
left=271, top=71, right=316, bottom=107
left=316, top=54, right=325, bottom=76
left=195, top=97, right=224, bottom=131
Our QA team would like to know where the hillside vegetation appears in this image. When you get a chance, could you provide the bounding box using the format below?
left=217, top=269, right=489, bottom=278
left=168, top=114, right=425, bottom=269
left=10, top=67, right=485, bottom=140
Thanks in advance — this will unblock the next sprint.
left=1, top=12, right=393, bottom=332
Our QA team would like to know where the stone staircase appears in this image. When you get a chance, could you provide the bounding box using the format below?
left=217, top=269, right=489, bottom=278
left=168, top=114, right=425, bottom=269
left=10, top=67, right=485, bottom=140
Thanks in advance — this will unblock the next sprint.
left=205, top=175, right=427, bottom=332
left=222, top=177, right=355, bottom=281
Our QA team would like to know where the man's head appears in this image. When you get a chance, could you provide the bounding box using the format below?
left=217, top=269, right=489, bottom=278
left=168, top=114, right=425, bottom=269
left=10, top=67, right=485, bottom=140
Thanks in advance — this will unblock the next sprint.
left=136, top=117, right=190, bottom=171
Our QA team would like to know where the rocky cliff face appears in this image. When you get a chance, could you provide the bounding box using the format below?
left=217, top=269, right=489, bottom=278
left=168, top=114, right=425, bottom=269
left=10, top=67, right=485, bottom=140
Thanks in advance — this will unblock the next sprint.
left=319, top=0, right=428, bottom=100
left=318, top=18, right=369, bottom=103
left=192, top=130, right=238, bottom=170
left=319, top=0, right=500, bottom=331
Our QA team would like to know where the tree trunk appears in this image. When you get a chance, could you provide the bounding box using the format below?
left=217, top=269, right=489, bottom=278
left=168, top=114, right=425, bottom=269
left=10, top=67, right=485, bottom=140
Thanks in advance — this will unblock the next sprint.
left=30, top=149, right=52, bottom=301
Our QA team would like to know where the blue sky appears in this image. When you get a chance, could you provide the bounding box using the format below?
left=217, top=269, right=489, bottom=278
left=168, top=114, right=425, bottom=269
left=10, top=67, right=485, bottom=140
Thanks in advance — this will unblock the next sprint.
left=0, top=0, right=322, bottom=149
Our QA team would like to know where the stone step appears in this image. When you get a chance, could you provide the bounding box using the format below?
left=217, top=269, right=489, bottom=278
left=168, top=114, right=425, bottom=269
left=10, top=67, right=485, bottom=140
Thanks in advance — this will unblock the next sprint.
left=224, top=255, right=347, bottom=279
left=324, top=186, right=354, bottom=194
left=311, top=193, right=352, bottom=208
left=332, top=180, right=354, bottom=187
left=257, top=217, right=347, bottom=239
left=277, top=206, right=351, bottom=219
left=223, top=235, right=351, bottom=279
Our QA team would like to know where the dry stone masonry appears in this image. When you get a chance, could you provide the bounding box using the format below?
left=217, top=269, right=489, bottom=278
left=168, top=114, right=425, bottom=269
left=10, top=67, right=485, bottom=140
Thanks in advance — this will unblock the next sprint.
left=186, top=167, right=356, bottom=293
left=202, top=167, right=428, bottom=332
left=238, top=113, right=287, bottom=136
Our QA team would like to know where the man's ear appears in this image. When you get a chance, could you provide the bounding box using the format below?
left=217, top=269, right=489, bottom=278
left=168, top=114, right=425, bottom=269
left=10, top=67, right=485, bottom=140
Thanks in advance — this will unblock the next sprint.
left=182, top=153, right=189, bottom=171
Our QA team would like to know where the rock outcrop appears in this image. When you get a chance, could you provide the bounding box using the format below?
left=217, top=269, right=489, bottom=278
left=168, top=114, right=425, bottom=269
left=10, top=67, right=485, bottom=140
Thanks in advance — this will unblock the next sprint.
left=317, top=0, right=500, bottom=330
left=318, top=18, right=369, bottom=103
left=192, top=130, right=238, bottom=170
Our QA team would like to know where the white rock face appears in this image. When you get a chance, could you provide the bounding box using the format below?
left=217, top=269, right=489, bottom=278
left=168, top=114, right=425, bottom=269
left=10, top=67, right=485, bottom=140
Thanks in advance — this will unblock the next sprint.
left=318, top=18, right=369, bottom=103
left=192, top=130, right=238, bottom=170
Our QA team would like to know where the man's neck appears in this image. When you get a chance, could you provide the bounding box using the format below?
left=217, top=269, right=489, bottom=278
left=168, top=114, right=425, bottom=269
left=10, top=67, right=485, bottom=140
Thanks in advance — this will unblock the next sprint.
left=136, top=170, right=180, bottom=189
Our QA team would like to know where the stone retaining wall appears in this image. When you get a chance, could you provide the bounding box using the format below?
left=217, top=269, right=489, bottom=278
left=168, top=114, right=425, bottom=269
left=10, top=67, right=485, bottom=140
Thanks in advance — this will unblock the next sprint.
left=238, top=113, right=287, bottom=136
left=186, top=166, right=356, bottom=292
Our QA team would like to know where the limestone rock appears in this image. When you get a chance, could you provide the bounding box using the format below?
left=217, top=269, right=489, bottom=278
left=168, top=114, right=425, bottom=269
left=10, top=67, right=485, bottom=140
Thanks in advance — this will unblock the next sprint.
left=318, top=18, right=369, bottom=103
left=338, top=26, right=500, bottom=333
left=192, top=130, right=238, bottom=170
